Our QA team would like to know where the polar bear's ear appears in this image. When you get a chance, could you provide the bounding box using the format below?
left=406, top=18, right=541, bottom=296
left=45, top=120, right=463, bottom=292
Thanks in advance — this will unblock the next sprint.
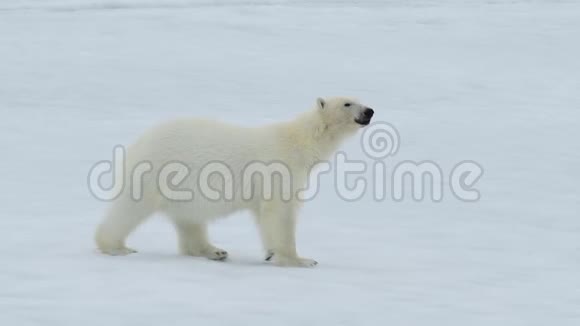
left=316, top=98, right=326, bottom=110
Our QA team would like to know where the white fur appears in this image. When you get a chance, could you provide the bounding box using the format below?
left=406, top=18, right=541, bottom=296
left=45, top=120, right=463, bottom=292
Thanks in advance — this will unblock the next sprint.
left=95, top=97, right=371, bottom=267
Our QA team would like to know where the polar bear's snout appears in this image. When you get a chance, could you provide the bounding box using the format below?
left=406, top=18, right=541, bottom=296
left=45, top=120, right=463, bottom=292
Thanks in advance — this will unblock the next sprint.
left=355, top=107, right=374, bottom=126
left=364, top=107, right=374, bottom=118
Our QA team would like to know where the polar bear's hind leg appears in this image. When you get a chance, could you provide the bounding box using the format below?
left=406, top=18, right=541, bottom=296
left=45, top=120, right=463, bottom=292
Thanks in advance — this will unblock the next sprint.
left=171, top=218, right=228, bottom=261
left=95, top=197, right=154, bottom=255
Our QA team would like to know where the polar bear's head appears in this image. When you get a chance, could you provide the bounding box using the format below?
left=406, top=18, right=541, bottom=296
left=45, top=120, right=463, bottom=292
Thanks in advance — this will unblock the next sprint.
left=316, top=97, right=374, bottom=130
left=290, top=97, right=375, bottom=160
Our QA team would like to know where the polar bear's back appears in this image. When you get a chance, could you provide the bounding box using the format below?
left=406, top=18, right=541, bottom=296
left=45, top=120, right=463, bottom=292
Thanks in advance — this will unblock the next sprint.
left=129, top=118, right=276, bottom=168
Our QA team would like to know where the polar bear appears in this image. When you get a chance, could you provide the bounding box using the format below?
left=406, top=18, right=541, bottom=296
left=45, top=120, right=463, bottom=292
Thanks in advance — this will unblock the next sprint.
left=95, top=97, right=374, bottom=267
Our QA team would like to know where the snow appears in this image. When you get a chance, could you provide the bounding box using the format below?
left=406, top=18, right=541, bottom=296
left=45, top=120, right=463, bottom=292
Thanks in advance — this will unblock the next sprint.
left=1, top=0, right=579, bottom=325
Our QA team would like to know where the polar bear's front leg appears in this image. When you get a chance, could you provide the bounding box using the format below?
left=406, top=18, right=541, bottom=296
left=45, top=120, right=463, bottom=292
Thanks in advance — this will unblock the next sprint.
left=253, top=211, right=276, bottom=261
left=172, top=220, right=228, bottom=261
left=259, top=201, right=317, bottom=268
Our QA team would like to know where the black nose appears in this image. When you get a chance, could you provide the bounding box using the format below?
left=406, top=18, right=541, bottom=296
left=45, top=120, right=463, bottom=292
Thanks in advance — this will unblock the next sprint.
left=364, top=108, right=374, bottom=118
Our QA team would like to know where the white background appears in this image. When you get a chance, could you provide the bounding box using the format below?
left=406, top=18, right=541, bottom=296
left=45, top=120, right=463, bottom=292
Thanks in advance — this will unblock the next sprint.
left=1, top=0, right=579, bottom=325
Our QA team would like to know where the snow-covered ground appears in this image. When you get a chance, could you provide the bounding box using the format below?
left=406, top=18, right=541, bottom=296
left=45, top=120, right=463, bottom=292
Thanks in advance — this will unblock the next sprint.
left=1, top=0, right=579, bottom=325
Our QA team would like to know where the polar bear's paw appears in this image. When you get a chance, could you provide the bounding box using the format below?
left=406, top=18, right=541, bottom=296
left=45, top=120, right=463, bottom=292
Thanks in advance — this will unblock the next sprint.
left=202, top=246, right=229, bottom=261
left=273, top=256, right=318, bottom=268
left=99, top=247, right=137, bottom=256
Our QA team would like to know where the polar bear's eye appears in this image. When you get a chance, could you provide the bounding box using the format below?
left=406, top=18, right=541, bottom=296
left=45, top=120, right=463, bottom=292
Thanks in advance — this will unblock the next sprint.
left=344, top=103, right=351, bottom=107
